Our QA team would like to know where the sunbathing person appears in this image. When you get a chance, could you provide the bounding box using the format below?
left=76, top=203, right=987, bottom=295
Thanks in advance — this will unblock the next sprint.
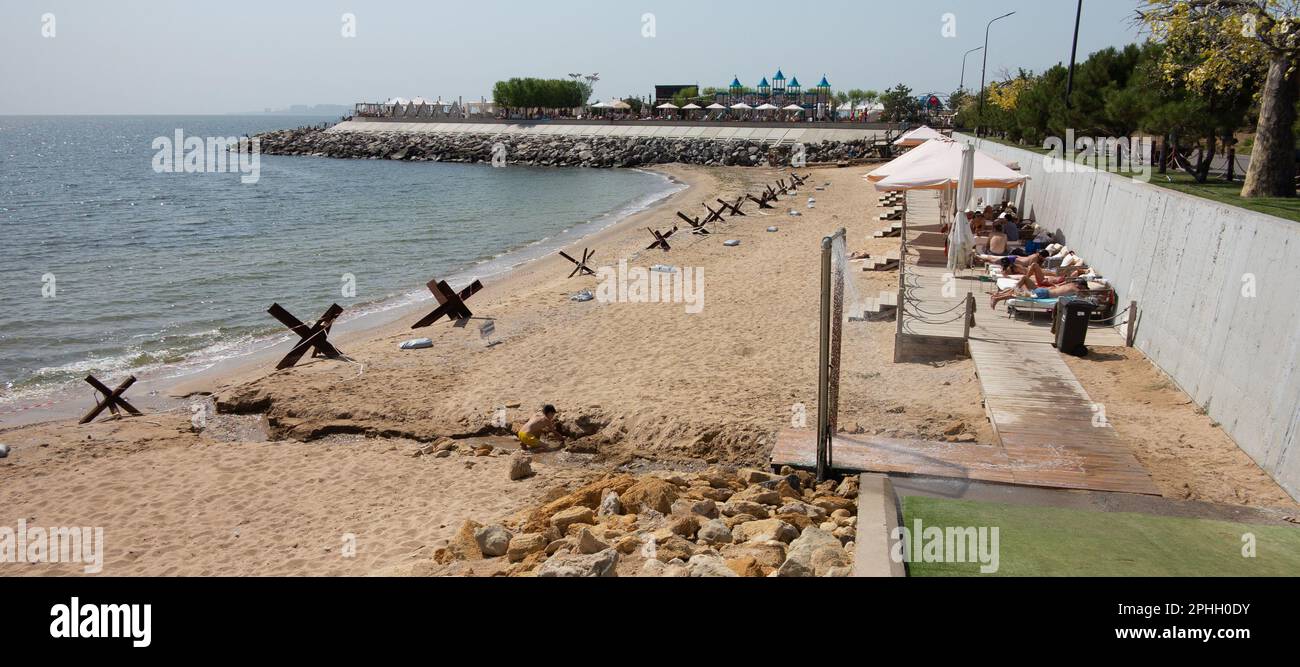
left=990, top=277, right=1088, bottom=309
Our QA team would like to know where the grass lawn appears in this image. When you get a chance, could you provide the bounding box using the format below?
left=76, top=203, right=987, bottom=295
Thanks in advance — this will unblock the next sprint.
left=900, top=496, right=1300, bottom=577
left=971, top=136, right=1300, bottom=223
left=1149, top=171, right=1300, bottom=223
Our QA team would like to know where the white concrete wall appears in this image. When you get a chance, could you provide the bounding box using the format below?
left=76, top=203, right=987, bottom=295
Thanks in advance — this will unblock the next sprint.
left=958, top=133, right=1300, bottom=502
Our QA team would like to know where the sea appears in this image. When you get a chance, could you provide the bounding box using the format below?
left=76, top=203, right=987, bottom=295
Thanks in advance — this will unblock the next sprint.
left=0, top=115, right=681, bottom=418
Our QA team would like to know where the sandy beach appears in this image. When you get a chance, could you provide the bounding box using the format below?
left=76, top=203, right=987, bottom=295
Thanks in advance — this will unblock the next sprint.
left=2, top=163, right=1295, bottom=577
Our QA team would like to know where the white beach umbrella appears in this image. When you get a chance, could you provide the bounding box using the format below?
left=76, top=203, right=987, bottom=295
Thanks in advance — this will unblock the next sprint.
left=681, top=103, right=702, bottom=110
left=755, top=103, right=779, bottom=110
left=611, top=100, right=633, bottom=110
left=782, top=104, right=804, bottom=112
left=730, top=103, right=753, bottom=110
left=894, top=125, right=946, bottom=147
left=656, top=102, right=680, bottom=109
left=706, top=103, right=727, bottom=110
left=590, top=101, right=613, bottom=109
left=948, top=143, right=977, bottom=271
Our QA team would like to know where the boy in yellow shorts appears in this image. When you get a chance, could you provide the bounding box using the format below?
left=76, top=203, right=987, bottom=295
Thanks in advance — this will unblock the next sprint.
left=518, top=405, right=564, bottom=451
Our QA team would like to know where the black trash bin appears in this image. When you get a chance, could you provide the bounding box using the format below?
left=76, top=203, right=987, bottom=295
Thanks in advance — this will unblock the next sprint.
left=1053, top=297, right=1099, bottom=356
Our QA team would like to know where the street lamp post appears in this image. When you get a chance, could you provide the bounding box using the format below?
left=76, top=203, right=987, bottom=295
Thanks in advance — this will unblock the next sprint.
left=977, top=11, right=1016, bottom=137
left=1065, top=0, right=1084, bottom=109
left=960, top=46, right=985, bottom=92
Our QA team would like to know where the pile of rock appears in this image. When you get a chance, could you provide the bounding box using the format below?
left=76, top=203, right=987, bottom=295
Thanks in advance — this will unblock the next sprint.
left=254, top=127, right=874, bottom=169
left=434, top=467, right=860, bottom=577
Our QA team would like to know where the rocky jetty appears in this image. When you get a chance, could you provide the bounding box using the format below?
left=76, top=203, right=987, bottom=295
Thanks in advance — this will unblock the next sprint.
left=254, top=126, right=875, bottom=168
left=433, top=464, right=861, bottom=577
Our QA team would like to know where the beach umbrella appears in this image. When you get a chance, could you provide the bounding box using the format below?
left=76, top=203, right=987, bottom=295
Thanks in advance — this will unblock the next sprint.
left=730, top=103, right=753, bottom=110
left=590, top=101, right=613, bottom=108
left=681, top=103, right=702, bottom=110
left=755, top=103, right=779, bottom=110
left=706, top=103, right=727, bottom=110
left=656, top=102, right=680, bottom=110
left=611, top=100, right=632, bottom=110
left=868, top=138, right=1027, bottom=191
left=782, top=104, right=804, bottom=112
left=893, top=125, right=945, bottom=147
left=948, top=143, right=977, bottom=271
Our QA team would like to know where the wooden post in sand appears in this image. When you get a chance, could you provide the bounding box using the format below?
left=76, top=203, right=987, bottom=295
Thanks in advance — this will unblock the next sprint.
left=816, top=228, right=848, bottom=482
left=1126, top=300, right=1138, bottom=347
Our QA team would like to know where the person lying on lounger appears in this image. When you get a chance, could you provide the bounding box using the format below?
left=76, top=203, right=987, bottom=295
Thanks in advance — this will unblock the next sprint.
left=989, top=277, right=1088, bottom=309
left=517, top=404, right=565, bottom=451
left=997, top=256, right=1092, bottom=285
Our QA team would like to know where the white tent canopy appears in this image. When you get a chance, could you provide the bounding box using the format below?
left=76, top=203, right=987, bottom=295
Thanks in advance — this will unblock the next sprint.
left=868, top=138, right=1028, bottom=191
left=893, top=125, right=946, bottom=147
left=386, top=97, right=410, bottom=105
left=590, top=101, right=613, bottom=109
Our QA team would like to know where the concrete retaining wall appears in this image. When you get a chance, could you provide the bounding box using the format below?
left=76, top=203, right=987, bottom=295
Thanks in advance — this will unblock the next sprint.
left=957, top=133, right=1300, bottom=501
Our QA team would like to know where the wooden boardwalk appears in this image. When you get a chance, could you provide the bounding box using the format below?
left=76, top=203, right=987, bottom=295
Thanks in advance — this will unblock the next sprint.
left=772, top=190, right=1160, bottom=496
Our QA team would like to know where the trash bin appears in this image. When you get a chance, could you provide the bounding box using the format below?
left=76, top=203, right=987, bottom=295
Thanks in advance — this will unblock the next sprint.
left=1054, top=297, right=1099, bottom=356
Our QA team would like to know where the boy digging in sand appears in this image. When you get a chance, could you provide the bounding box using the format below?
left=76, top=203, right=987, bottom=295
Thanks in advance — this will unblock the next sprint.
left=517, top=405, right=565, bottom=451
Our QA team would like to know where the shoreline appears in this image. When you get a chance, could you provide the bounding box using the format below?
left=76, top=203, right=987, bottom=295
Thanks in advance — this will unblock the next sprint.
left=0, top=165, right=694, bottom=430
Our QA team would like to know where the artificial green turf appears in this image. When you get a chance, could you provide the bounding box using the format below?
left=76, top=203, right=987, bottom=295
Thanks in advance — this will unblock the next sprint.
left=900, top=496, right=1300, bottom=577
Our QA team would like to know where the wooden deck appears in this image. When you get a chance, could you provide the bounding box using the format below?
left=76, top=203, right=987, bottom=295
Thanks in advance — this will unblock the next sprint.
left=771, top=190, right=1160, bottom=496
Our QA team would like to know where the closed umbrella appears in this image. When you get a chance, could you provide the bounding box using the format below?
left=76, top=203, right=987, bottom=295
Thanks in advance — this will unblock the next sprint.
left=948, top=143, right=977, bottom=271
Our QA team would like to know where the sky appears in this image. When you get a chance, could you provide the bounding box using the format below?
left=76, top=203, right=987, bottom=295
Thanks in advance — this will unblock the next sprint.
left=0, top=0, right=1148, bottom=114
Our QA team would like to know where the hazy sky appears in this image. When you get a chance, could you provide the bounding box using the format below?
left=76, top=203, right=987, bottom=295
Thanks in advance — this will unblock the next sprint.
left=0, top=0, right=1146, bottom=114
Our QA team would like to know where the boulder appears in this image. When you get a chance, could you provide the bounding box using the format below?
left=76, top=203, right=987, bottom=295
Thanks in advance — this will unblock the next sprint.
left=474, top=524, right=512, bottom=557
left=781, top=526, right=845, bottom=577
left=506, top=533, right=547, bottom=563
left=536, top=548, right=619, bottom=577
left=732, top=486, right=782, bottom=506
left=774, top=512, right=814, bottom=532
left=739, top=468, right=777, bottom=485
left=726, top=557, right=765, bottom=578
left=620, top=477, right=680, bottom=514
left=598, top=491, right=623, bottom=517
left=720, top=541, right=787, bottom=570
left=721, top=500, right=771, bottom=519
left=446, top=520, right=484, bottom=561
left=649, top=535, right=700, bottom=563
left=575, top=527, right=611, bottom=555
left=733, top=518, right=799, bottom=544
left=686, top=554, right=740, bottom=578
left=671, top=498, right=719, bottom=519
left=813, top=496, right=856, bottom=514
left=811, top=545, right=850, bottom=576
left=508, top=452, right=534, bottom=481
left=551, top=506, right=596, bottom=533
left=696, top=519, right=734, bottom=546
left=667, top=515, right=701, bottom=540
left=778, top=500, right=828, bottom=520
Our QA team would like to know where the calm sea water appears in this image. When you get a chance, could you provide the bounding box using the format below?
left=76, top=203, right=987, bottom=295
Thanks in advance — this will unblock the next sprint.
left=0, top=115, right=677, bottom=405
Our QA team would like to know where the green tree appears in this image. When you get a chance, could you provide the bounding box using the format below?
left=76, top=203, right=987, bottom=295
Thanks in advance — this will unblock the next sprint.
left=880, top=84, right=917, bottom=122
left=1140, top=0, right=1298, bottom=197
